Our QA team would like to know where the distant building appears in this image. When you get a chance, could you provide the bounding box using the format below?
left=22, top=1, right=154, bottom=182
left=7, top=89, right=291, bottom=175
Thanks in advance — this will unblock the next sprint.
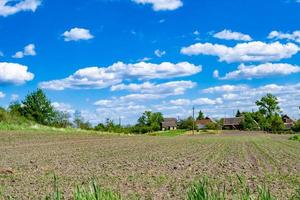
left=161, top=118, right=177, bottom=131
left=223, top=117, right=244, bottom=130
left=282, top=115, right=295, bottom=129
left=195, top=118, right=213, bottom=129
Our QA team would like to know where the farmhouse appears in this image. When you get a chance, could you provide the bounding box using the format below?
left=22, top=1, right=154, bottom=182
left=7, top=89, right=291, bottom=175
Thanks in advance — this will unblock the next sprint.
left=161, top=118, right=177, bottom=131
left=223, top=117, right=244, bottom=130
left=195, top=118, right=213, bottom=129
left=282, top=115, right=295, bottom=129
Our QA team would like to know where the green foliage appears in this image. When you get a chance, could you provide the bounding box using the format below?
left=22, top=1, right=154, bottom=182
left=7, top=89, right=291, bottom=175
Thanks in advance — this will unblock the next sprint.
left=45, top=175, right=63, bottom=200
left=187, top=176, right=278, bottom=200
left=240, top=112, right=261, bottom=131
left=178, top=116, right=194, bottom=130
left=136, top=111, right=164, bottom=133
left=73, top=111, right=92, bottom=130
left=292, top=120, right=300, bottom=132
left=206, top=121, right=222, bottom=130
left=21, top=89, right=56, bottom=126
left=74, top=181, right=121, bottom=200
left=289, top=135, right=300, bottom=142
left=236, top=110, right=242, bottom=117
left=187, top=177, right=225, bottom=200
left=256, top=93, right=281, bottom=118
left=197, top=110, right=205, bottom=120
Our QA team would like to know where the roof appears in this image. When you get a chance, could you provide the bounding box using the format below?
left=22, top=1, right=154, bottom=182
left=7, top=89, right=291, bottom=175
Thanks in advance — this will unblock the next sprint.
left=196, top=118, right=213, bottom=126
left=282, top=115, right=295, bottom=124
left=161, top=118, right=177, bottom=128
left=223, top=117, right=244, bottom=126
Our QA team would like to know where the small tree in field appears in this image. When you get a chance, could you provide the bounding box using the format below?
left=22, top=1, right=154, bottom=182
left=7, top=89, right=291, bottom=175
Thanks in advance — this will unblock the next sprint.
left=21, top=89, right=56, bottom=125
left=255, top=94, right=284, bottom=132
left=256, top=94, right=281, bottom=118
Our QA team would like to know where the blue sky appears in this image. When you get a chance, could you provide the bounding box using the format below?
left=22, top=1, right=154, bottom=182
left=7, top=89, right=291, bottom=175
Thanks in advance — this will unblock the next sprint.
left=1, top=0, right=300, bottom=124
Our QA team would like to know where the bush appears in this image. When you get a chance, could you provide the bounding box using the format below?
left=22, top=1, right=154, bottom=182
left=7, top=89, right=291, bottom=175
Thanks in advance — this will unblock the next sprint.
left=289, top=135, right=300, bottom=142
left=292, top=120, right=300, bottom=132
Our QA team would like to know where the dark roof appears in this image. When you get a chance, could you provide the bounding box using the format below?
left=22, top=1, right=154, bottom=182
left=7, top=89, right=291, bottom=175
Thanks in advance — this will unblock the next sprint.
left=196, top=118, right=213, bottom=126
left=282, top=115, right=295, bottom=124
left=161, top=118, right=177, bottom=128
left=223, top=117, right=244, bottom=126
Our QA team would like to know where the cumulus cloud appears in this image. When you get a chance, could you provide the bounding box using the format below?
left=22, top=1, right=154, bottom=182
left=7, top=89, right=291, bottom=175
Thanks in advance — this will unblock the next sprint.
left=40, top=61, right=202, bottom=90
left=170, top=97, right=223, bottom=106
left=0, top=62, right=34, bottom=84
left=202, top=84, right=249, bottom=93
left=10, top=94, right=19, bottom=101
left=62, top=28, right=94, bottom=42
left=111, top=81, right=196, bottom=96
left=181, top=41, right=299, bottom=63
left=0, top=0, right=41, bottom=17
left=213, top=29, right=252, bottom=41
left=154, top=49, right=166, bottom=57
left=0, top=91, right=5, bottom=99
left=132, top=0, right=183, bottom=11
left=215, top=63, right=300, bottom=80
left=12, top=44, right=36, bottom=58
left=268, top=30, right=300, bottom=43
left=52, top=102, right=75, bottom=115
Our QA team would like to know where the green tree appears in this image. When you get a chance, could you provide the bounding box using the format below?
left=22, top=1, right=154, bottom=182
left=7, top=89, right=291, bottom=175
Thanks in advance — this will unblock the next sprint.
left=256, top=94, right=281, bottom=118
left=178, top=116, right=194, bottom=130
left=292, top=120, right=300, bottom=132
left=196, top=110, right=205, bottom=120
left=235, top=110, right=242, bottom=117
left=137, top=111, right=164, bottom=132
left=21, top=89, right=56, bottom=125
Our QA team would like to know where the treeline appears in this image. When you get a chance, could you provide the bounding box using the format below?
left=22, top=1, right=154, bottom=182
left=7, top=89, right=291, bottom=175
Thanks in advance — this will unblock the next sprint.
left=0, top=89, right=299, bottom=133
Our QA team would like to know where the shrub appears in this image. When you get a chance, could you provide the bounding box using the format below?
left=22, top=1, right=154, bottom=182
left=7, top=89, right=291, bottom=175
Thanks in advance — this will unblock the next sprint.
left=289, top=135, right=300, bottom=142
left=292, top=120, right=300, bottom=132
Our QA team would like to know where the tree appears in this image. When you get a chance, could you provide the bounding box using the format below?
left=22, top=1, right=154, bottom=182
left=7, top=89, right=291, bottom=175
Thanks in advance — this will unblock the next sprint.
left=235, top=110, right=242, bottom=117
left=292, top=120, right=300, bottom=132
left=21, top=89, right=56, bottom=125
left=73, top=111, right=92, bottom=130
left=52, top=111, right=72, bottom=128
left=178, top=116, right=194, bottom=130
left=196, top=110, right=205, bottom=120
left=256, top=94, right=281, bottom=118
left=137, top=111, right=164, bottom=132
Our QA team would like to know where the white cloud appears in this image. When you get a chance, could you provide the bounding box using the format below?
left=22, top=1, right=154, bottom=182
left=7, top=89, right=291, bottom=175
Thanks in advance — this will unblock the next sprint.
left=0, top=51, right=4, bottom=57
left=12, top=44, right=36, bottom=58
left=181, top=41, right=299, bottom=63
left=62, top=28, right=94, bottom=42
left=111, top=81, right=196, bottom=96
left=213, top=70, right=219, bottom=78
left=0, top=91, right=5, bottom=99
left=216, top=63, right=300, bottom=80
left=132, top=0, right=183, bottom=11
left=193, top=30, right=200, bottom=36
left=0, top=0, right=41, bottom=17
left=52, top=102, right=75, bottom=115
left=40, top=61, right=202, bottom=90
left=154, top=49, right=166, bottom=57
left=202, top=84, right=249, bottom=93
left=0, top=62, right=34, bottom=84
left=170, top=97, right=223, bottom=106
left=268, top=30, right=300, bottom=43
left=213, top=29, right=252, bottom=41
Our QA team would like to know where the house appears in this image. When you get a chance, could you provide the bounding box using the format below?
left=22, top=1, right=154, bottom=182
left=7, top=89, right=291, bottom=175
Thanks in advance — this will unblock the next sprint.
left=282, top=115, right=295, bottom=129
left=223, top=117, right=244, bottom=130
left=195, top=118, right=213, bottom=129
left=161, top=118, right=177, bottom=131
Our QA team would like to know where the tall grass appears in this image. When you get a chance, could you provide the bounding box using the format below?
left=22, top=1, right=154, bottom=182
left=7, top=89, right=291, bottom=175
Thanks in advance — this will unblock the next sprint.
left=43, top=175, right=121, bottom=200
left=186, top=176, right=279, bottom=200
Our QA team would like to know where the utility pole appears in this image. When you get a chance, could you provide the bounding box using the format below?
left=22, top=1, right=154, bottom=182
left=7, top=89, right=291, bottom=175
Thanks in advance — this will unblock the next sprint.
left=192, top=106, right=195, bottom=135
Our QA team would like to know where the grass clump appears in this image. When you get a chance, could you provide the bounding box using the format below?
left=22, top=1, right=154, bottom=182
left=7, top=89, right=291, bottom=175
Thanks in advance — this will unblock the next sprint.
left=289, top=135, right=300, bottom=142
left=74, top=181, right=121, bottom=200
left=44, top=175, right=121, bottom=200
left=187, top=176, right=278, bottom=200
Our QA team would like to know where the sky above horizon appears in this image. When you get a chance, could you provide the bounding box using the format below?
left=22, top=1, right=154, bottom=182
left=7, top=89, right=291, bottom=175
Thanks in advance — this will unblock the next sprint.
left=1, top=0, right=300, bottom=125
